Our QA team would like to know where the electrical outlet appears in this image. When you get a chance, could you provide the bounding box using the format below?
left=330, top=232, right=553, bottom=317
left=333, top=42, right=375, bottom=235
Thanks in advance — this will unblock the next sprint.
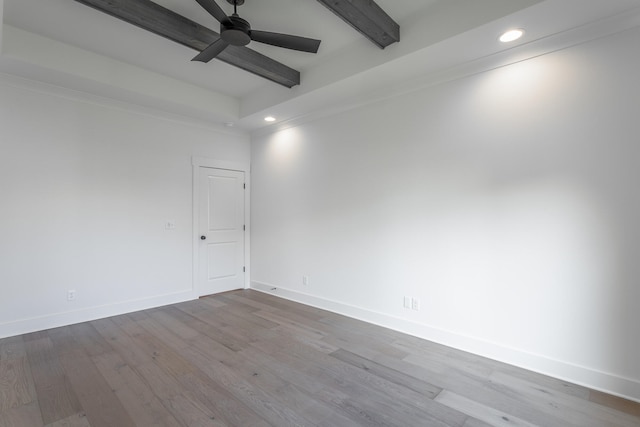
left=411, top=297, right=421, bottom=311
left=303, top=276, right=309, bottom=286
left=67, top=290, right=77, bottom=301
left=403, top=296, right=411, bottom=309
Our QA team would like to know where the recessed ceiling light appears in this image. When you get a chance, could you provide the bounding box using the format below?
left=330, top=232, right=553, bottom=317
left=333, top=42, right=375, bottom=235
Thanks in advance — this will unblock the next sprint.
left=499, top=29, right=524, bottom=43
left=264, top=116, right=276, bottom=122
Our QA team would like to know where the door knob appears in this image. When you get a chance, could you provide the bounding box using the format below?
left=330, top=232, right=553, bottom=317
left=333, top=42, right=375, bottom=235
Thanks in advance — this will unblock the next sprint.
left=200, top=235, right=206, bottom=240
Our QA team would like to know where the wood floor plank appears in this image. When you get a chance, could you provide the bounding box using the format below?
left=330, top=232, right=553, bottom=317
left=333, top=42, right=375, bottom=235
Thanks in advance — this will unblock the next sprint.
left=92, top=351, right=181, bottom=427
left=109, top=315, right=196, bottom=379
left=215, top=304, right=281, bottom=330
left=0, top=336, right=22, bottom=360
left=162, top=306, right=249, bottom=352
left=66, top=324, right=113, bottom=359
left=252, top=310, right=330, bottom=347
left=2, top=289, right=638, bottom=427
left=90, top=318, right=235, bottom=426
left=176, top=372, right=272, bottom=427
left=240, top=363, right=372, bottom=426
left=198, top=295, right=227, bottom=310
left=435, top=390, right=538, bottom=427
left=124, top=314, right=270, bottom=427
left=330, top=348, right=442, bottom=398
left=179, top=304, right=279, bottom=345
left=180, top=325, right=319, bottom=426
left=161, top=392, right=229, bottom=427
left=265, top=303, right=418, bottom=359
left=119, top=350, right=232, bottom=427
left=90, top=318, right=156, bottom=368
left=373, top=352, right=570, bottom=427
left=244, top=301, right=341, bottom=352
left=175, top=299, right=224, bottom=317
left=136, top=317, right=192, bottom=352
left=249, top=333, right=468, bottom=427
left=48, top=328, right=136, bottom=427
left=0, top=356, right=36, bottom=413
left=317, top=308, right=409, bottom=342
left=186, top=331, right=357, bottom=427
left=0, top=336, right=37, bottom=412
left=402, top=348, right=496, bottom=392
left=394, top=336, right=593, bottom=401
left=140, top=317, right=274, bottom=426
left=219, top=292, right=281, bottom=313
left=238, top=291, right=327, bottom=320
left=403, top=348, right=494, bottom=383
left=462, top=418, right=496, bottom=427
left=238, top=340, right=424, bottom=426
left=0, top=402, right=43, bottom=427
left=489, top=371, right=640, bottom=427
left=45, top=412, right=92, bottom=427
left=147, top=310, right=201, bottom=341
left=589, top=390, right=640, bottom=417
left=271, top=324, right=340, bottom=354
left=22, top=336, right=83, bottom=425
left=180, top=343, right=309, bottom=426
left=125, top=309, right=151, bottom=322
left=322, top=331, right=409, bottom=361
left=212, top=294, right=260, bottom=311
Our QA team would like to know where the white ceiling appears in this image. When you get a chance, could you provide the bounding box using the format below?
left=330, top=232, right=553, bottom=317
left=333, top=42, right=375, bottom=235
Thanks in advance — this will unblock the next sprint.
left=2, top=0, right=640, bottom=132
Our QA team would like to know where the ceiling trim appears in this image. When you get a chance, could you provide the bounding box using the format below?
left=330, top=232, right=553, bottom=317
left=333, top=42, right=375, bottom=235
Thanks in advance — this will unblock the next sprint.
left=315, top=0, right=400, bottom=49
left=72, top=0, right=301, bottom=87
left=0, top=70, right=247, bottom=137
left=250, top=4, right=640, bottom=139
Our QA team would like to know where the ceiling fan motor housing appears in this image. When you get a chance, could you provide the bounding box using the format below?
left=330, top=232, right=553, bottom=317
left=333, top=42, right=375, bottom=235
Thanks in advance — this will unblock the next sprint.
left=221, top=15, right=251, bottom=46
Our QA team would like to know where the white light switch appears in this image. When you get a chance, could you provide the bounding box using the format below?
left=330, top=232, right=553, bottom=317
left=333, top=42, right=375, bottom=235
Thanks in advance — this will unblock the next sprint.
left=404, top=296, right=411, bottom=309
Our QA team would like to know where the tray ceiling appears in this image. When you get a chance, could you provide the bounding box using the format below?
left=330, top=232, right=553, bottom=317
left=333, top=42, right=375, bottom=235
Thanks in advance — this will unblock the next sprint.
left=2, top=0, right=640, bottom=131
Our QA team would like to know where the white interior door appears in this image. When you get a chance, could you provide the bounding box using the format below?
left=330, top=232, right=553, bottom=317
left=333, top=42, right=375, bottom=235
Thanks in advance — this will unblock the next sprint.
left=198, top=167, right=245, bottom=296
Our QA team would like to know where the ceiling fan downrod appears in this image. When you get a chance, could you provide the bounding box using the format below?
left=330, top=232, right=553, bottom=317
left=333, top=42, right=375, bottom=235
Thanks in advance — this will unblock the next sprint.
left=226, top=0, right=244, bottom=10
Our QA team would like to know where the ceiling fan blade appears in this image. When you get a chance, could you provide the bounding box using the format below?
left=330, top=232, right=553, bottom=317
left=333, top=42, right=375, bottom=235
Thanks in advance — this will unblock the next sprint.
left=192, top=38, right=230, bottom=62
left=195, top=0, right=228, bottom=23
left=250, top=30, right=321, bottom=53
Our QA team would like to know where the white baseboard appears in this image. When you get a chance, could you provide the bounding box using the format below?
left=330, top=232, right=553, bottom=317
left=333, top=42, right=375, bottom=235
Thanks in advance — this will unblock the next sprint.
left=0, top=290, right=196, bottom=339
left=251, top=280, right=640, bottom=403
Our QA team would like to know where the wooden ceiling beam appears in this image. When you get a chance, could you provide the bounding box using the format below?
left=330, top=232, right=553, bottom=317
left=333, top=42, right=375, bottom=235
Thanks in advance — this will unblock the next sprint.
left=73, top=0, right=300, bottom=88
left=316, top=0, right=399, bottom=49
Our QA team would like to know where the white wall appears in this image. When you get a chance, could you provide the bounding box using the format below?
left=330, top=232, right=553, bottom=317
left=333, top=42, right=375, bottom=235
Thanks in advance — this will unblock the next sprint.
left=250, top=26, right=640, bottom=401
left=0, top=74, right=249, bottom=338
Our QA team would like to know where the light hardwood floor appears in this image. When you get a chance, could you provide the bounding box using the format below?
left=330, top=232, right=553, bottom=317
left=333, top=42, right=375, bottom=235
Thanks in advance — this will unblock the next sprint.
left=1, top=290, right=639, bottom=427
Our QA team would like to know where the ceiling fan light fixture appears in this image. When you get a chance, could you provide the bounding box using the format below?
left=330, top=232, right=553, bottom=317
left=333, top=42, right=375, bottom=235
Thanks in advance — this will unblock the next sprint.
left=221, top=16, right=252, bottom=46
left=499, top=29, right=524, bottom=43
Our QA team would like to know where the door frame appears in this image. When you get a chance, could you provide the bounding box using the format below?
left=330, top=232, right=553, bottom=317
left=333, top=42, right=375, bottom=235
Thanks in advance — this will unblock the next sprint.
left=192, top=157, right=250, bottom=296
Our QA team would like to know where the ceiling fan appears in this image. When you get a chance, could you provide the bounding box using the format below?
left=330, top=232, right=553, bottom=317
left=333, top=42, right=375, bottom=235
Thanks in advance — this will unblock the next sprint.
left=193, top=0, right=322, bottom=63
